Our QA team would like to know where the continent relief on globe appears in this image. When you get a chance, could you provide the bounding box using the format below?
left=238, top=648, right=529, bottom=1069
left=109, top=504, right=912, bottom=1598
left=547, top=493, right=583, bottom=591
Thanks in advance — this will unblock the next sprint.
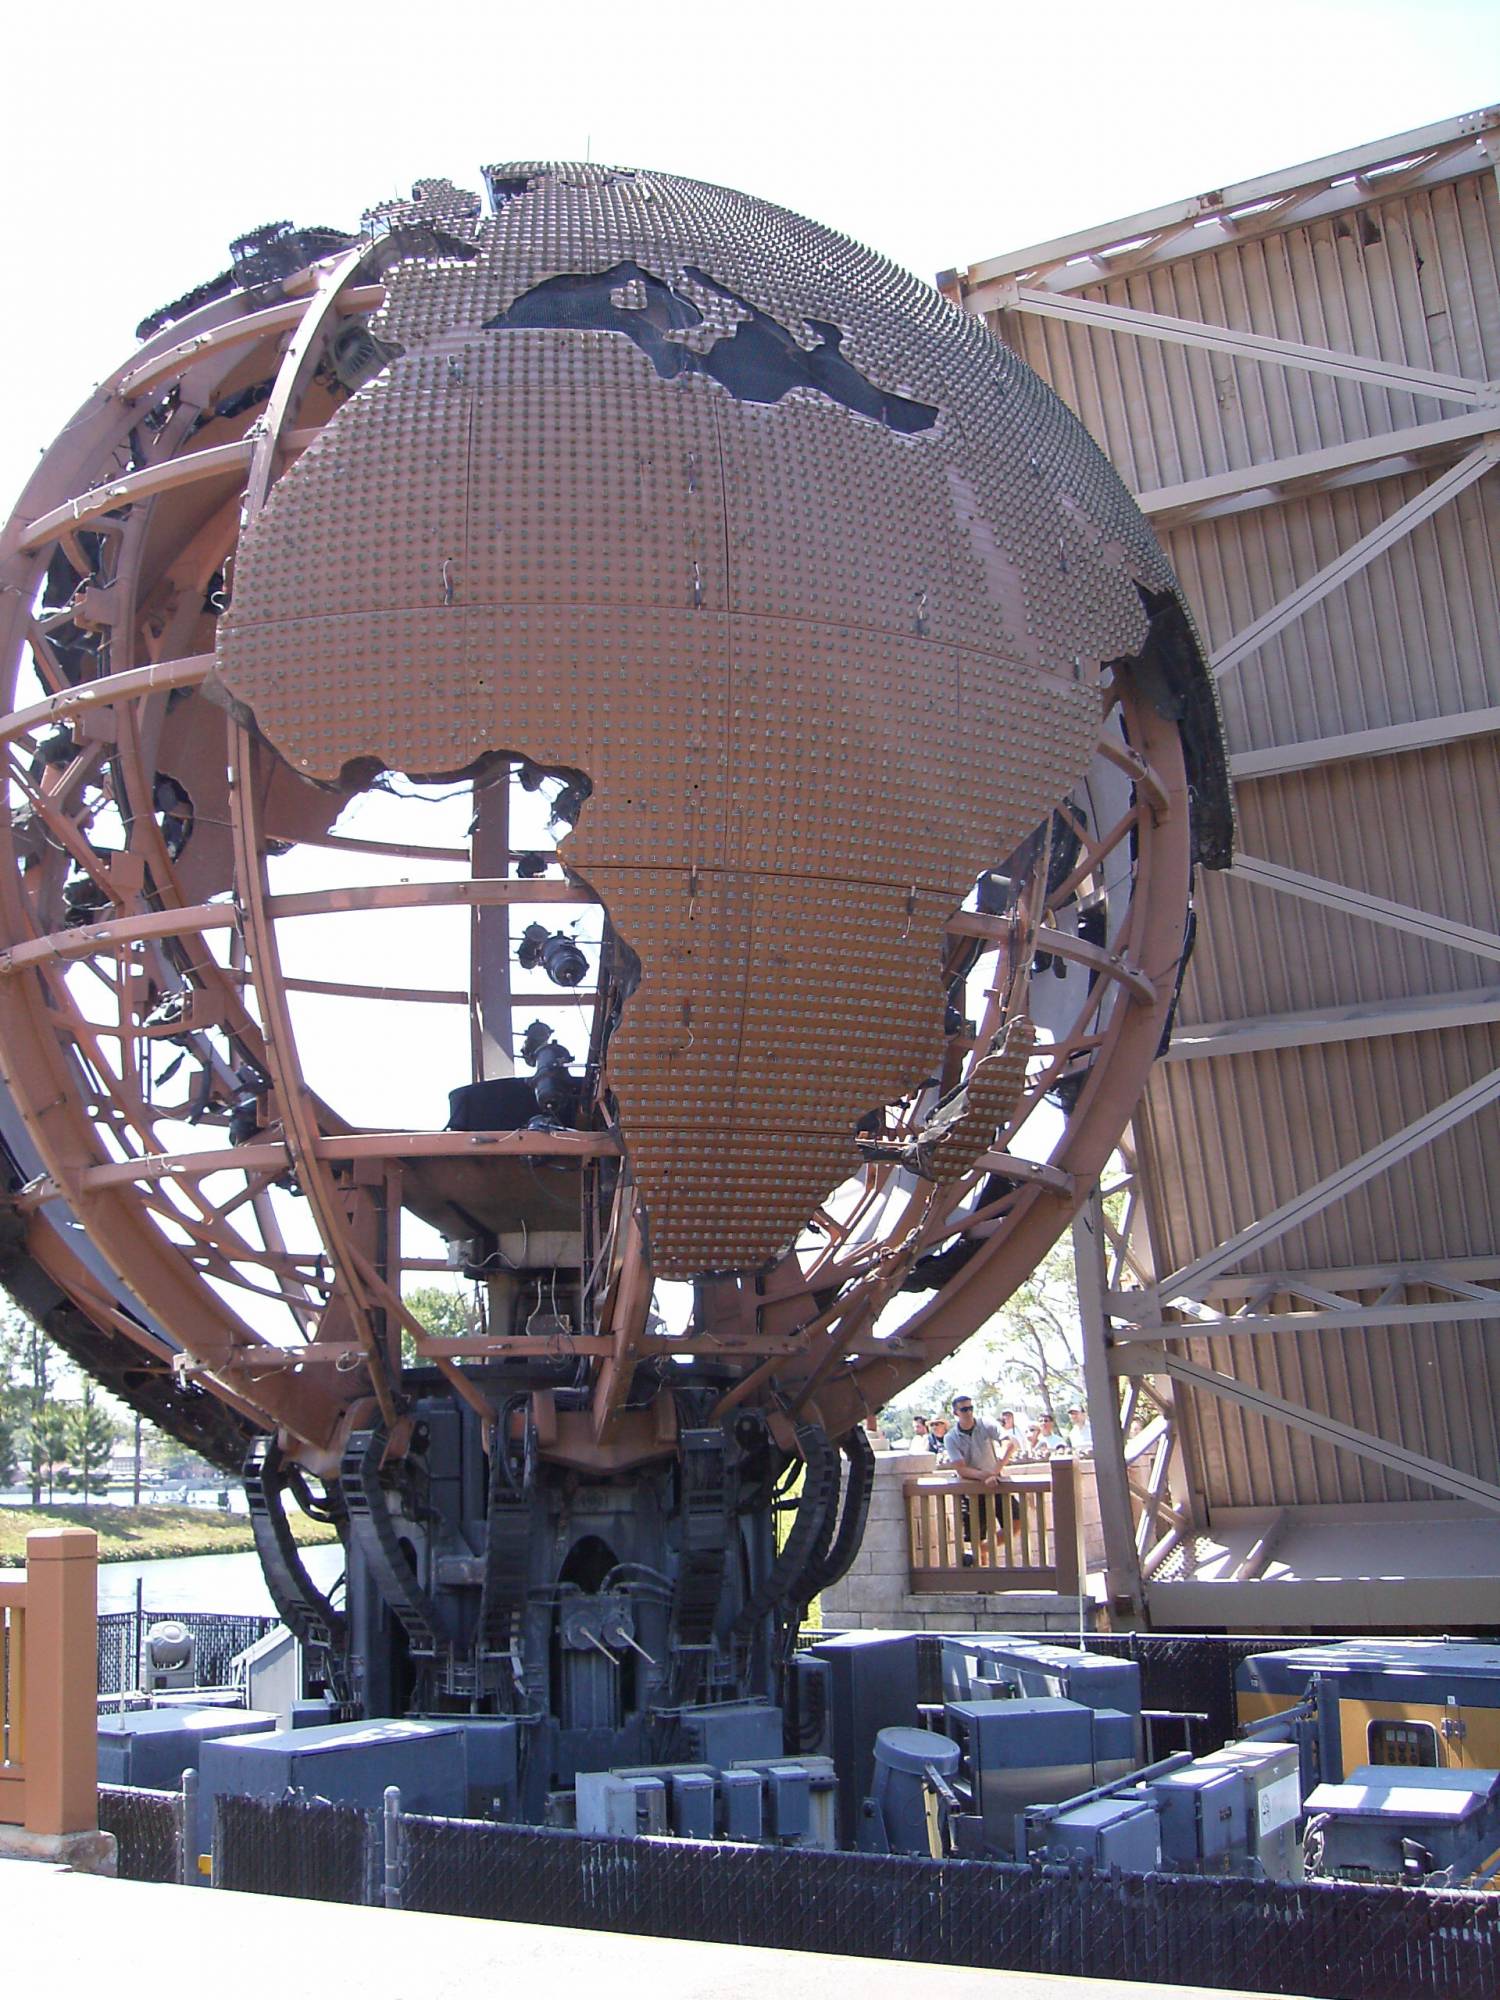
left=215, top=166, right=1168, bottom=1279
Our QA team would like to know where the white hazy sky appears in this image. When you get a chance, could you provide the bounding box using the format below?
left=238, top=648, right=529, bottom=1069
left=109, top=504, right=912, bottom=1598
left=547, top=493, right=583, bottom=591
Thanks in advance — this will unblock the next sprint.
left=0, top=0, right=1495, bottom=514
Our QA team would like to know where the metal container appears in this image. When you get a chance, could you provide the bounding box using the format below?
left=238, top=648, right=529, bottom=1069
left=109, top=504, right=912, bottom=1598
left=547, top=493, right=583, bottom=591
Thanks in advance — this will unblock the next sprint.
left=97, top=1705, right=277, bottom=1789
left=1196, top=1739, right=1303, bottom=1881
left=809, top=1632, right=923, bottom=1846
left=942, top=1638, right=1142, bottom=1761
left=1041, top=1796, right=1161, bottom=1872
left=865, top=1725, right=963, bottom=1855
left=1304, top=1764, right=1500, bottom=1884
left=1149, top=1762, right=1247, bottom=1873
left=946, top=1696, right=1097, bottom=1857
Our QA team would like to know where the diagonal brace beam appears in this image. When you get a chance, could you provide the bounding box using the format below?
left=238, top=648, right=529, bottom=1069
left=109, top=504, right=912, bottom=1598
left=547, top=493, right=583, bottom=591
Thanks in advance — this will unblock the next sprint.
left=1114, top=1344, right=1500, bottom=1515
left=1001, top=286, right=1500, bottom=409
left=1163, top=985, right=1500, bottom=1061
left=1230, top=704, right=1500, bottom=781
left=1113, top=1296, right=1500, bottom=1340
left=1157, top=1063, right=1500, bottom=1301
left=1212, top=442, right=1498, bottom=678
left=1232, top=855, right=1500, bottom=965
left=1138, top=407, right=1500, bottom=529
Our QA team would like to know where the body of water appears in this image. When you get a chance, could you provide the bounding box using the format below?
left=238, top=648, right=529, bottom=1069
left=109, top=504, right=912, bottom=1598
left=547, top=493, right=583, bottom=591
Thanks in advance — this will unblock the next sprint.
left=1, top=1484, right=249, bottom=1512
left=96, top=1543, right=344, bottom=1615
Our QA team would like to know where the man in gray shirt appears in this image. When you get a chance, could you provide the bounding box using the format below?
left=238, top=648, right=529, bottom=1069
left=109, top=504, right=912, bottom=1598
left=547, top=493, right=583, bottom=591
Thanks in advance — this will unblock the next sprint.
left=941, top=1396, right=1014, bottom=1484
left=941, top=1394, right=1015, bottom=1561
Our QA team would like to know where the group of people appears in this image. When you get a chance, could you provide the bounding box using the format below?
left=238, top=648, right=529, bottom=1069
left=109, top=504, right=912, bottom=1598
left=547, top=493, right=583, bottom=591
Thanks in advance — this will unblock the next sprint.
left=910, top=1398, right=1092, bottom=1471
left=910, top=1397, right=1091, bottom=1566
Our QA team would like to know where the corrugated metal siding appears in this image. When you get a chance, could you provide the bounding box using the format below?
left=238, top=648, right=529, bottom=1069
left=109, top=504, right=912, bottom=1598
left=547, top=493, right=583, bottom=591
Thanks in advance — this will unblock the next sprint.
left=1179, top=1311, right=1500, bottom=1510
left=1141, top=1024, right=1500, bottom=1284
left=1165, top=473, right=1500, bottom=758
left=1004, top=174, right=1500, bottom=493
left=1185, top=738, right=1500, bottom=1025
left=986, top=150, right=1500, bottom=1514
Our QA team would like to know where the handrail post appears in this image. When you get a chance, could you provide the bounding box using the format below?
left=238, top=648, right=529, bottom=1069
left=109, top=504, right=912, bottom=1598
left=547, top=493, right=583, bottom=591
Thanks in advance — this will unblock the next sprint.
left=383, top=1784, right=404, bottom=1908
left=1050, top=1458, right=1084, bottom=1598
left=23, top=1528, right=98, bottom=1837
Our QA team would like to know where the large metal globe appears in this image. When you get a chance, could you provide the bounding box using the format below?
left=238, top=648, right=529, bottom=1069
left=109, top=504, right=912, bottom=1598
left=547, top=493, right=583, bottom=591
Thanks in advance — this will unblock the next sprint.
left=214, top=164, right=1191, bottom=1278
left=0, top=167, right=1224, bottom=1726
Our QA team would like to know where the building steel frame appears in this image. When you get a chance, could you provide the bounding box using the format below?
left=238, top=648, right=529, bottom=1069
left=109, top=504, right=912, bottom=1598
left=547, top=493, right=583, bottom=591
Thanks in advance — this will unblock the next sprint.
left=953, top=107, right=1500, bottom=1623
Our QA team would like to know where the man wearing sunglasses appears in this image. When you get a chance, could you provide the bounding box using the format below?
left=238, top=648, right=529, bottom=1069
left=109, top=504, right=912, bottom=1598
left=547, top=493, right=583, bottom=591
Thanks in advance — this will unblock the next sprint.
left=941, top=1397, right=1013, bottom=1481
left=941, top=1394, right=1015, bottom=1564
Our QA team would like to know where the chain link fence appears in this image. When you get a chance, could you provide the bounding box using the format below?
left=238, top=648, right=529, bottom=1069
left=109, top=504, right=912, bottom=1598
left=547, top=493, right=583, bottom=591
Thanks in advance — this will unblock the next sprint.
left=201, top=1795, right=1500, bottom=1998
left=96, top=1610, right=278, bottom=1697
left=98, top=1783, right=182, bottom=1883
left=395, top=1816, right=1500, bottom=1997
left=213, top=1792, right=374, bottom=1903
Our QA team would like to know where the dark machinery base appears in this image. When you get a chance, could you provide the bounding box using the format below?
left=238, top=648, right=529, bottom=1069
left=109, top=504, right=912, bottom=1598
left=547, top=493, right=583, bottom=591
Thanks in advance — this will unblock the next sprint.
left=247, top=1375, right=873, bottom=1800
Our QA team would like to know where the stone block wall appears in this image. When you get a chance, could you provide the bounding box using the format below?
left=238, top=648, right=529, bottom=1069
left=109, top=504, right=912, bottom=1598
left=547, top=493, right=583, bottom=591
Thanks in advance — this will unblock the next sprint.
left=818, top=1446, right=1105, bottom=1635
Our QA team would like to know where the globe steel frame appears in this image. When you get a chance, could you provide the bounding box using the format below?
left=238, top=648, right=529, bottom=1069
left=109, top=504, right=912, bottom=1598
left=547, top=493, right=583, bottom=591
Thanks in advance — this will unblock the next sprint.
left=0, top=230, right=1194, bottom=1533
left=949, top=106, right=1500, bottom=1623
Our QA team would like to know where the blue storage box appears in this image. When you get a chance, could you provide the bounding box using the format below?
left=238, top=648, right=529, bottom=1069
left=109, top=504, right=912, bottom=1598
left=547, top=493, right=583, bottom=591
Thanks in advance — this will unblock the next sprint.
left=1151, top=1762, right=1246, bottom=1870
left=947, top=1696, right=1097, bottom=1856
left=197, top=1716, right=468, bottom=1867
left=97, top=1706, right=278, bottom=1789
left=1043, top=1796, right=1160, bottom=1872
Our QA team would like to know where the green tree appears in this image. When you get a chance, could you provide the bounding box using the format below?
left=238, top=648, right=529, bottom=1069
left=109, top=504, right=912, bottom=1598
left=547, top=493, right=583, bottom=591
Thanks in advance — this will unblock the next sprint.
left=32, top=1399, right=71, bottom=1504
left=0, top=1309, right=145, bottom=1503
left=65, top=1381, right=120, bottom=1501
left=0, top=1358, right=18, bottom=1488
left=983, top=1240, right=1086, bottom=1423
left=11, top=1314, right=52, bottom=1505
left=881, top=1236, right=1086, bottom=1435
left=402, top=1284, right=483, bottom=1362
left=0, top=1312, right=26, bottom=1487
left=0, top=1310, right=47, bottom=1492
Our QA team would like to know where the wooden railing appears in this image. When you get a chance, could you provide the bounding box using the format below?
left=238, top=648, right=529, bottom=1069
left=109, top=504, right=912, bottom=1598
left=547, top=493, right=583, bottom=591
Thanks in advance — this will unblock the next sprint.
left=0, top=1528, right=98, bottom=1836
left=904, top=1459, right=1084, bottom=1594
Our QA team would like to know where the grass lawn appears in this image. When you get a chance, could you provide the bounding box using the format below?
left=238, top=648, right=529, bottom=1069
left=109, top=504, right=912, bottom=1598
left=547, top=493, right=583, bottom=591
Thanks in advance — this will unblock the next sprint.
left=0, top=1502, right=337, bottom=1566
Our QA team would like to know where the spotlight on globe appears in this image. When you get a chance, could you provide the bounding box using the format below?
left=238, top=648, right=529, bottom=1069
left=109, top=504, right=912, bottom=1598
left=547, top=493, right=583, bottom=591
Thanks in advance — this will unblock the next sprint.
left=0, top=166, right=1228, bottom=1727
